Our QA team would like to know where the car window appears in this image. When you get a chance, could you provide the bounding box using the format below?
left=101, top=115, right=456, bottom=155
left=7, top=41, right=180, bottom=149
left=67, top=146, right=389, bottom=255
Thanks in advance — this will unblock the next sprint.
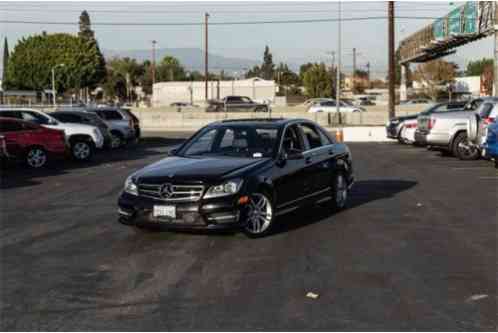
left=241, top=97, right=252, bottom=103
left=183, top=128, right=217, bottom=156
left=227, top=97, right=242, bottom=104
left=281, top=125, right=304, bottom=153
left=219, top=128, right=235, bottom=149
left=53, top=113, right=81, bottom=123
left=20, top=111, right=50, bottom=125
left=478, top=103, right=494, bottom=119
left=96, top=110, right=123, bottom=120
left=300, top=124, right=324, bottom=150
left=0, top=121, right=24, bottom=132
left=0, top=111, right=22, bottom=119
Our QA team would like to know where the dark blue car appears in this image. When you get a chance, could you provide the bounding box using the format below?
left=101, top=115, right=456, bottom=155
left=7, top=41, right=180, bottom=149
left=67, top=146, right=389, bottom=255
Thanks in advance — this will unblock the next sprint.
left=482, top=122, right=498, bottom=168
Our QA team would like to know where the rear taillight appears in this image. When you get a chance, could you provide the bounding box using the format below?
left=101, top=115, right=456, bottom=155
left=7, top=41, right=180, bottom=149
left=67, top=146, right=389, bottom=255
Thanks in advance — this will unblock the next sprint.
left=428, top=118, right=436, bottom=130
left=484, top=117, right=495, bottom=125
left=406, top=123, right=417, bottom=129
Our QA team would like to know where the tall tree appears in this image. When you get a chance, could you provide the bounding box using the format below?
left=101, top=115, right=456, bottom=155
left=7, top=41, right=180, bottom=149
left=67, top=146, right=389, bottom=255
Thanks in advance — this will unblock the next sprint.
left=466, top=58, right=494, bottom=76
left=78, top=11, right=95, bottom=40
left=302, top=63, right=333, bottom=98
left=6, top=33, right=107, bottom=92
left=413, top=60, right=457, bottom=100
left=260, top=45, right=275, bottom=80
left=2, top=37, right=9, bottom=89
left=156, top=55, right=186, bottom=82
left=78, top=10, right=106, bottom=87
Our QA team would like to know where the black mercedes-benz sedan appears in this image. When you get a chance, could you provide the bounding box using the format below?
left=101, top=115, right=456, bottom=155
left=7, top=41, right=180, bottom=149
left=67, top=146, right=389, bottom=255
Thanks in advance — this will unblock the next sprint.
left=118, top=118, right=354, bottom=237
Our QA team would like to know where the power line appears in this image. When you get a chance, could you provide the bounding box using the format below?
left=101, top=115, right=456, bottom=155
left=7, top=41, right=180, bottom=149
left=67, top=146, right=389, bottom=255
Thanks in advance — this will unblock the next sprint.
left=0, top=16, right=440, bottom=27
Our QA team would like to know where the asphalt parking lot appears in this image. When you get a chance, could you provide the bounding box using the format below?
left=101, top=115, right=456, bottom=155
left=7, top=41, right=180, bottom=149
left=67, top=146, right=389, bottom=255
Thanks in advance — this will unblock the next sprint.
left=0, top=134, right=496, bottom=330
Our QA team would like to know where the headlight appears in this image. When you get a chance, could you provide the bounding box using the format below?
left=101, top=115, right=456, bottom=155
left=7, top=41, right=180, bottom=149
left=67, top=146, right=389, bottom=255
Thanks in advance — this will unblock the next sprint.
left=204, top=179, right=243, bottom=199
left=124, top=176, right=138, bottom=196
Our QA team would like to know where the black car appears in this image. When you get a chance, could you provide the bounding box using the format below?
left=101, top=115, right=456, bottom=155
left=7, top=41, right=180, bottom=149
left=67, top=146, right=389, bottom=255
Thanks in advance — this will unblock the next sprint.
left=118, top=118, right=354, bottom=237
left=386, top=101, right=467, bottom=142
left=120, top=108, right=141, bottom=140
left=51, top=110, right=113, bottom=148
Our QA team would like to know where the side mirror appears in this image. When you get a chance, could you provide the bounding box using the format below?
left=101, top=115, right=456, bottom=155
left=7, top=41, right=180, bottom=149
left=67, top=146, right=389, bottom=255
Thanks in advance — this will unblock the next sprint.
left=168, top=148, right=177, bottom=156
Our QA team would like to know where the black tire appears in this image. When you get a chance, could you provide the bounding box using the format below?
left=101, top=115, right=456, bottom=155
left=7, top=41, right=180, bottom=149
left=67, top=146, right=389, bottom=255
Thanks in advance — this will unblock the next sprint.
left=330, top=171, right=349, bottom=211
left=242, top=191, right=275, bottom=238
left=397, top=127, right=405, bottom=144
left=25, top=146, right=48, bottom=168
left=254, top=106, right=268, bottom=113
left=71, top=140, right=94, bottom=161
left=494, top=160, right=498, bottom=169
left=110, top=131, right=124, bottom=149
left=452, top=132, right=480, bottom=161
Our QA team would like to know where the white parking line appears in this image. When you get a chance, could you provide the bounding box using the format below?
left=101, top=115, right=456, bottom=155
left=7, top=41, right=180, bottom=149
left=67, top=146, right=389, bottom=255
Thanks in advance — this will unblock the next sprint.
left=479, top=177, right=498, bottom=180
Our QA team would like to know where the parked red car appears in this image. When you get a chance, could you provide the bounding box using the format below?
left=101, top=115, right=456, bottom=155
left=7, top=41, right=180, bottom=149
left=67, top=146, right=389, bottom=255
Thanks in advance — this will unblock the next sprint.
left=0, top=117, right=67, bottom=168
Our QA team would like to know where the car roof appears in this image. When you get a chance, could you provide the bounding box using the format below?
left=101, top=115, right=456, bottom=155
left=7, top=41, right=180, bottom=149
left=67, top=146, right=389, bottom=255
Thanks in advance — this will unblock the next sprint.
left=216, top=118, right=313, bottom=128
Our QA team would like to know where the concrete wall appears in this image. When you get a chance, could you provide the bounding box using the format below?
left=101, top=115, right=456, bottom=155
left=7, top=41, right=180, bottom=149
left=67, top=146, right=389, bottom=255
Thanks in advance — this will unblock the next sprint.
left=131, top=104, right=427, bottom=131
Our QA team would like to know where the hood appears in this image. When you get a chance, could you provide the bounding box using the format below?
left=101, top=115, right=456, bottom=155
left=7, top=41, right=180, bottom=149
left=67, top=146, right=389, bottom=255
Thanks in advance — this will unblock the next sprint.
left=135, top=156, right=271, bottom=184
left=46, top=122, right=97, bottom=133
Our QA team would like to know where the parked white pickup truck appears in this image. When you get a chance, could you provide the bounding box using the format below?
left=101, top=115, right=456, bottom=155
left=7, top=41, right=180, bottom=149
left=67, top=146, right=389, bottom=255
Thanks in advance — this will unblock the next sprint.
left=415, top=97, right=498, bottom=160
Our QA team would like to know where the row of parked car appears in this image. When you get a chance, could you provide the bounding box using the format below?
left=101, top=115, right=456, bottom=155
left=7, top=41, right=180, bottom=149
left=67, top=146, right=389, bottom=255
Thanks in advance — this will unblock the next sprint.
left=0, top=106, right=142, bottom=168
left=386, top=97, right=498, bottom=168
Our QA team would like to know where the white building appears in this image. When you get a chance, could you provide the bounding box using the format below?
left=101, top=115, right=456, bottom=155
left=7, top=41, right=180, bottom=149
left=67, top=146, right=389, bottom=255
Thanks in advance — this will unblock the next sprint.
left=452, top=76, right=481, bottom=97
left=152, top=77, right=276, bottom=107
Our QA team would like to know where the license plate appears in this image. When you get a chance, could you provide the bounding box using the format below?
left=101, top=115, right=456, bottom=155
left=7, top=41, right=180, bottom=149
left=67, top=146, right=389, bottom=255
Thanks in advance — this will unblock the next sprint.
left=153, top=205, right=176, bottom=219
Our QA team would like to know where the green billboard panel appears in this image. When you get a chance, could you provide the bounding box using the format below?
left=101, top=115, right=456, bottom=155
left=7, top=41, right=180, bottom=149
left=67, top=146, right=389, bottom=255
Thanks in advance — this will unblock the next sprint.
left=462, top=2, right=477, bottom=34
left=448, top=7, right=462, bottom=35
left=433, top=17, right=447, bottom=39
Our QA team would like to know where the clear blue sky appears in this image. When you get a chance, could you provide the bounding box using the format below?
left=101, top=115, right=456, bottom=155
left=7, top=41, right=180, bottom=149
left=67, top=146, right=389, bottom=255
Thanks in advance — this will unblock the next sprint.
left=0, top=1, right=493, bottom=78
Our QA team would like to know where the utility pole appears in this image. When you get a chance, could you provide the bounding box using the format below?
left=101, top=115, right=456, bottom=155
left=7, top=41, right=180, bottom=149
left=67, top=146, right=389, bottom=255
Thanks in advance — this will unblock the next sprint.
left=388, top=1, right=395, bottom=119
left=326, top=51, right=336, bottom=98
left=352, top=48, right=357, bottom=94
left=366, top=62, right=371, bottom=88
left=493, top=2, right=498, bottom=95
left=336, top=1, right=342, bottom=124
left=151, top=40, right=157, bottom=86
left=51, top=63, right=64, bottom=107
left=204, top=13, right=210, bottom=101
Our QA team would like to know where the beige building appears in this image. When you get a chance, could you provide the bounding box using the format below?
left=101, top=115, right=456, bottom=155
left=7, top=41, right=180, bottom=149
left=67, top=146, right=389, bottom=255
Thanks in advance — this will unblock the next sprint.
left=152, top=77, right=276, bottom=107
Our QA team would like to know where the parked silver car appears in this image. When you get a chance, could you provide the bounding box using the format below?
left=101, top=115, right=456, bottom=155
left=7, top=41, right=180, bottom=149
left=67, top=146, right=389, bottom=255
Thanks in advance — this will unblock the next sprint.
left=85, top=107, right=136, bottom=148
left=415, top=97, right=498, bottom=160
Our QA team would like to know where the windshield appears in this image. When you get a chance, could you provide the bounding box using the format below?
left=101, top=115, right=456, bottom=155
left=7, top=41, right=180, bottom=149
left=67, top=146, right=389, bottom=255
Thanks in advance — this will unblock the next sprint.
left=178, top=125, right=279, bottom=158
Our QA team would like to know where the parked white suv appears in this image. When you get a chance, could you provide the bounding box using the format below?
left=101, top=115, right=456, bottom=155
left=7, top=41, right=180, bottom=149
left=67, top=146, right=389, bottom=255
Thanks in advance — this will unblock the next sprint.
left=0, top=108, right=104, bottom=161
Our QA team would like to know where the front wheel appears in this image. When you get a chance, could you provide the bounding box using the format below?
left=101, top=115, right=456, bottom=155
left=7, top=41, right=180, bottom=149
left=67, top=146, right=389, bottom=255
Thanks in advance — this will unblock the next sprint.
left=242, top=192, right=274, bottom=237
left=71, top=141, right=93, bottom=161
left=330, top=172, right=349, bottom=211
left=26, top=147, right=47, bottom=168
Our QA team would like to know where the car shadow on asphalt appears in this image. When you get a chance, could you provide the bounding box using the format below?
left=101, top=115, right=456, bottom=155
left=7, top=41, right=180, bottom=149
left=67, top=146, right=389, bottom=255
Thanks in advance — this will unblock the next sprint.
left=0, top=137, right=186, bottom=190
left=270, top=179, right=418, bottom=236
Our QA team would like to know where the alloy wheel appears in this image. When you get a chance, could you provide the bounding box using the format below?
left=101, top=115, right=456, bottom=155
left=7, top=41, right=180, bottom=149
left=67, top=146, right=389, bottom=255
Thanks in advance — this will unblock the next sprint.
left=26, top=148, right=47, bottom=168
left=335, top=173, right=348, bottom=209
left=73, top=142, right=91, bottom=160
left=244, top=193, right=273, bottom=235
left=111, top=134, right=122, bottom=148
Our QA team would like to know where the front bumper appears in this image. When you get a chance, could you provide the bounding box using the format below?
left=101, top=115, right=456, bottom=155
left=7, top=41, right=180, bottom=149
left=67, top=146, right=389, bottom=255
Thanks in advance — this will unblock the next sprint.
left=117, top=192, right=243, bottom=231
left=482, top=143, right=498, bottom=158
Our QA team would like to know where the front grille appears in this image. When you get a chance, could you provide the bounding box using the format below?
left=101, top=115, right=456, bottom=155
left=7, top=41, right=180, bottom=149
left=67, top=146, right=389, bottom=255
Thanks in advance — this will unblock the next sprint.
left=138, top=183, right=205, bottom=202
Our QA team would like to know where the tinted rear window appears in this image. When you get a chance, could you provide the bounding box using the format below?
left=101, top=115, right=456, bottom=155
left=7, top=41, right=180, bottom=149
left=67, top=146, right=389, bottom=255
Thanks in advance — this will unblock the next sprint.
left=478, top=103, right=495, bottom=119
left=96, top=110, right=123, bottom=120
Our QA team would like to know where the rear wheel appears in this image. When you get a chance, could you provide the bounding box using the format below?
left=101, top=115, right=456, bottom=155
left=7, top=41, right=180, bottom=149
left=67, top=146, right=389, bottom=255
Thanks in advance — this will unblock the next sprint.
left=71, top=141, right=93, bottom=161
left=26, top=147, right=47, bottom=168
left=243, top=192, right=274, bottom=237
left=254, top=106, right=268, bottom=113
left=453, top=132, right=480, bottom=160
left=110, top=132, right=124, bottom=148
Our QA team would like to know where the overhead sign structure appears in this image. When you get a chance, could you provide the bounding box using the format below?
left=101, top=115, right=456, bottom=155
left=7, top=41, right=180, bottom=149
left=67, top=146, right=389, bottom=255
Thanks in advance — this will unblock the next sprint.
left=398, top=1, right=496, bottom=64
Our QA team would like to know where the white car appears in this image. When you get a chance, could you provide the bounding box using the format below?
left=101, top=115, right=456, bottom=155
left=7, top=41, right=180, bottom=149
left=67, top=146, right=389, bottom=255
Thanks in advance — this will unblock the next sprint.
left=399, top=118, right=417, bottom=144
left=307, top=100, right=364, bottom=113
left=0, top=108, right=104, bottom=161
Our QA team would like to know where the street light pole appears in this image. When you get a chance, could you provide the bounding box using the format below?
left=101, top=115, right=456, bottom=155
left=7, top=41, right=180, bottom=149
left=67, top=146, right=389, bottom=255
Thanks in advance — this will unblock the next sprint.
left=51, top=64, right=64, bottom=107
left=204, top=13, right=210, bottom=101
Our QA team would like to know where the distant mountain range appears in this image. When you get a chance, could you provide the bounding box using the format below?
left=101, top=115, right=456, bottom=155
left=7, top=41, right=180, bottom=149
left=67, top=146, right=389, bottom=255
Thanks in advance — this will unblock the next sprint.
left=103, top=48, right=260, bottom=74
